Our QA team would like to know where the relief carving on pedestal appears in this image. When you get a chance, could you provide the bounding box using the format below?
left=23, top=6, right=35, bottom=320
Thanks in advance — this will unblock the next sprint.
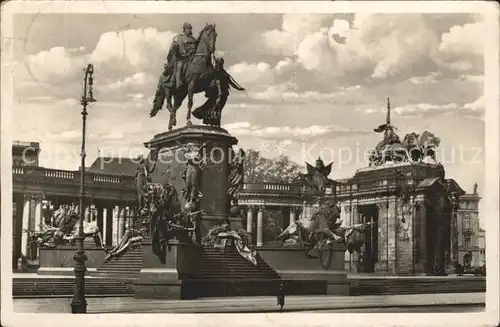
left=398, top=201, right=412, bottom=242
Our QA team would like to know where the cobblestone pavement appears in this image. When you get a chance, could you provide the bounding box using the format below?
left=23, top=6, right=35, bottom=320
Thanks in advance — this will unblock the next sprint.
left=13, top=293, right=485, bottom=313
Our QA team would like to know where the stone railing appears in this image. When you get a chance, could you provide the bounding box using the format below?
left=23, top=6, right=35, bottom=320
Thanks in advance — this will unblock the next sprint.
left=242, top=182, right=303, bottom=194
left=12, top=165, right=135, bottom=188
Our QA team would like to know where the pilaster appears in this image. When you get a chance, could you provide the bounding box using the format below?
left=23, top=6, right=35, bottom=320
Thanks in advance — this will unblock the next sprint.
left=387, top=196, right=398, bottom=274
left=375, top=200, right=388, bottom=273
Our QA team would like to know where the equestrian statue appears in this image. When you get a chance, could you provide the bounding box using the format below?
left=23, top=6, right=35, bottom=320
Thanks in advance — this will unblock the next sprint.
left=275, top=199, right=374, bottom=268
left=150, top=22, right=245, bottom=130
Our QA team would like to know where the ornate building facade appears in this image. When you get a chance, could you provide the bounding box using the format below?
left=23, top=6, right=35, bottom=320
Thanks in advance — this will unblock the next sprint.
left=457, top=187, right=483, bottom=267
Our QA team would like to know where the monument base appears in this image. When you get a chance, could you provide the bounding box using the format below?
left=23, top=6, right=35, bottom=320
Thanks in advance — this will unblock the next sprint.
left=257, top=244, right=350, bottom=295
left=144, top=125, right=239, bottom=239
left=134, top=238, right=201, bottom=299
left=37, top=245, right=106, bottom=276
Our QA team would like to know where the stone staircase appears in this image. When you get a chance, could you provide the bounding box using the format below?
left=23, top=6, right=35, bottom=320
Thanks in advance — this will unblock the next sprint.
left=181, top=245, right=282, bottom=299
left=95, top=245, right=143, bottom=280
left=12, top=277, right=134, bottom=298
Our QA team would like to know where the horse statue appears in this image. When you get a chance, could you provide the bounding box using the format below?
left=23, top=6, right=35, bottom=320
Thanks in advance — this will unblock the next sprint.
left=276, top=199, right=373, bottom=258
left=419, top=131, right=441, bottom=162
left=150, top=24, right=220, bottom=130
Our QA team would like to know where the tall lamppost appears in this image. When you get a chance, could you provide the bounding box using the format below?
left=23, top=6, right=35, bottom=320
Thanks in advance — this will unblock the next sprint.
left=71, top=64, right=96, bottom=314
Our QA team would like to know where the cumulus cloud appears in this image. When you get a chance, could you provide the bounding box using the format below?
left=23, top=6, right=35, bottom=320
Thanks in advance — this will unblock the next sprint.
left=227, top=58, right=294, bottom=90
left=394, top=102, right=459, bottom=116
left=260, top=13, right=486, bottom=85
left=434, top=21, right=485, bottom=73
left=223, top=121, right=370, bottom=141
left=408, top=72, right=441, bottom=85
left=262, top=14, right=330, bottom=56
left=389, top=97, right=484, bottom=118
left=26, top=46, right=87, bottom=83
left=249, top=82, right=338, bottom=103
left=464, top=95, right=485, bottom=113
left=90, top=28, right=176, bottom=73
left=107, top=72, right=156, bottom=90
left=260, top=14, right=444, bottom=84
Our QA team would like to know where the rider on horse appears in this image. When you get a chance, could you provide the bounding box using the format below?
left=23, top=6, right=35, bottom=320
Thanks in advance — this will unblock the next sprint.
left=169, top=22, right=197, bottom=89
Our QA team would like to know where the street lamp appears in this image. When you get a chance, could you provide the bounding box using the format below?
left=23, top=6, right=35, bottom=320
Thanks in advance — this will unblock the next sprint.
left=71, top=64, right=96, bottom=314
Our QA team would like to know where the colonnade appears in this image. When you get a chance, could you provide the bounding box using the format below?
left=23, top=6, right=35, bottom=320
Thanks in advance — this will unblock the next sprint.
left=244, top=205, right=304, bottom=246
left=13, top=192, right=138, bottom=262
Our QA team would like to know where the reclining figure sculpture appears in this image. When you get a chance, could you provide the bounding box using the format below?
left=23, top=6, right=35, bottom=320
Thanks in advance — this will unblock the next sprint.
left=202, top=219, right=257, bottom=266
left=26, top=205, right=106, bottom=250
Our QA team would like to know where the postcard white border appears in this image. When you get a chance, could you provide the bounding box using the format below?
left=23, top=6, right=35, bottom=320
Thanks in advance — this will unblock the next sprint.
left=1, top=1, right=499, bottom=327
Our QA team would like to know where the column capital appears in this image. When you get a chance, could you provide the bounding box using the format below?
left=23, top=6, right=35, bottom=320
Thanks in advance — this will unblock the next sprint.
left=343, top=206, right=351, bottom=214
left=257, top=205, right=265, bottom=212
left=376, top=201, right=388, bottom=210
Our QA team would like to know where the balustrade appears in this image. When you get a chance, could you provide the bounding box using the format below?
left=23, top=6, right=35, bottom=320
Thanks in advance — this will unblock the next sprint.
left=242, top=182, right=302, bottom=194
left=13, top=167, right=24, bottom=175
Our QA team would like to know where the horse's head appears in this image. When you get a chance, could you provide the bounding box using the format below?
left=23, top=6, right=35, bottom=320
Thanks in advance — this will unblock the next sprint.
left=403, top=132, right=419, bottom=146
left=197, top=23, right=218, bottom=54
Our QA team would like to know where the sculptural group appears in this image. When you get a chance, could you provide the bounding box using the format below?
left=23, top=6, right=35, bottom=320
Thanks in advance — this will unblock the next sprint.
left=26, top=205, right=106, bottom=250
left=369, top=99, right=441, bottom=166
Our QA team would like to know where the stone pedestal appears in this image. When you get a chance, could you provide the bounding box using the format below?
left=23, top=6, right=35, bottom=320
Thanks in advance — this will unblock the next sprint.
left=258, top=244, right=350, bottom=295
left=144, top=125, right=239, bottom=237
left=37, top=245, right=106, bottom=276
left=134, top=238, right=201, bottom=299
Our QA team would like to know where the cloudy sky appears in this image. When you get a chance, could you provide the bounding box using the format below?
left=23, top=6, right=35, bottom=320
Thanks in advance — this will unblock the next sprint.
left=12, top=13, right=485, bottom=201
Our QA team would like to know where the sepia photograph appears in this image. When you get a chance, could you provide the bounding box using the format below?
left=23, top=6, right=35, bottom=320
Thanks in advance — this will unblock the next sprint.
left=1, top=1, right=498, bottom=326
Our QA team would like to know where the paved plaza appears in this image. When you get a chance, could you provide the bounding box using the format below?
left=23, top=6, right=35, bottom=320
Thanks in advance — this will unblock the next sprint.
left=13, top=293, right=485, bottom=314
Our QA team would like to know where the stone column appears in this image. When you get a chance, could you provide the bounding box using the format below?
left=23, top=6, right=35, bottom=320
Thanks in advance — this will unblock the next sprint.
left=102, top=208, right=108, bottom=246
left=106, top=206, right=114, bottom=247
left=118, top=207, right=126, bottom=241
left=129, top=207, right=136, bottom=230
left=97, top=207, right=104, bottom=247
left=112, top=206, right=119, bottom=245
left=246, top=206, right=254, bottom=234
left=84, top=205, right=91, bottom=223
left=20, top=195, right=31, bottom=257
left=289, top=207, right=297, bottom=225
left=256, top=206, right=264, bottom=247
left=34, top=196, right=43, bottom=232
